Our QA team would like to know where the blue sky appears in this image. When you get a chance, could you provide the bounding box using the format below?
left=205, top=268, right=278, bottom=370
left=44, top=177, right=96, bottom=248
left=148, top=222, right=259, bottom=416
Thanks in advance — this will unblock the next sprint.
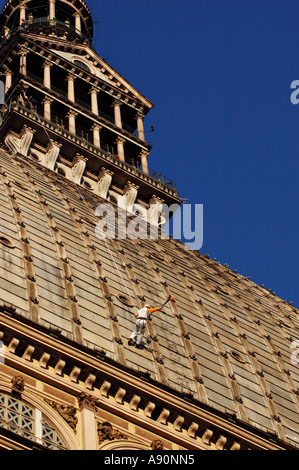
left=89, top=0, right=298, bottom=306
left=1, top=0, right=297, bottom=306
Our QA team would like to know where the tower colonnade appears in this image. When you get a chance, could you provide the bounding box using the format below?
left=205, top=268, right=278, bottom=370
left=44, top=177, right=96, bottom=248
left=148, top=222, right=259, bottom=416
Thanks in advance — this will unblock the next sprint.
left=2, top=0, right=149, bottom=173
left=4, top=53, right=148, bottom=171
left=19, top=0, right=82, bottom=30
left=0, top=0, right=179, bottom=206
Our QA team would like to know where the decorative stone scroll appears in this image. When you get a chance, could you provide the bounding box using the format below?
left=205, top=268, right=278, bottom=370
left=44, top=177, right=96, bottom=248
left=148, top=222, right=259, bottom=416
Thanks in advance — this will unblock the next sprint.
left=122, top=181, right=139, bottom=212
left=71, top=154, right=88, bottom=184
left=30, top=140, right=61, bottom=170
left=97, top=167, right=114, bottom=199
left=45, top=399, right=78, bottom=433
left=5, top=125, right=35, bottom=156
left=149, top=194, right=164, bottom=226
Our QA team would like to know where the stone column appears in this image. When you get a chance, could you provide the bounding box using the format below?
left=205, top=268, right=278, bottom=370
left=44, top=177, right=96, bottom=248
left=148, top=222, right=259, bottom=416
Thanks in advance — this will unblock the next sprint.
left=66, top=110, right=77, bottom=134
left=19, top=49, right=28, bottom=75
left=139, top=149, right=149, bottom=174
left=136, top=112, right=145, bottom=141
left=91, top=124, right=101, bottom=149
left=4, top=69, right=12, bottom=93
left=89, top=87, right=99, bottom=115
left=49, top=0, right=56, bottom=20
left=19, top=2, right=27, bottom=25
left=42, top=96, right=53, bottom=121
left=74, top=13, right=81, bottom=32
left=43, top=61, right=52, bottom=89
left=115, top=136, right=125, bottom=162
left=112, top=100, right=122, bottom=128
left=77, top=394, right=98, bottom=450
left=66, top=74, right=75, bottom=102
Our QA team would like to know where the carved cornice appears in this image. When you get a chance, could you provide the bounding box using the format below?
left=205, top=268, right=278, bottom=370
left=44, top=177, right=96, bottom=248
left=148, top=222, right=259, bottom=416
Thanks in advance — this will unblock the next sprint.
left=0, top=35, right=153, bottom=111
left=0, top=307, right=292, bottom=450
left=8, top=73, right=152, bottom=153
left=0, top=110, right=179, bottom=204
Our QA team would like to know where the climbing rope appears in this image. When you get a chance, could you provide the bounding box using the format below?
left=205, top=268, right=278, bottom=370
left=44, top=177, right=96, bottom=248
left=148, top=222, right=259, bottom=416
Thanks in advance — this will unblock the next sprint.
left=18, top=85, right=133, bottom=300
left=74, top=182, right=133, bottom=300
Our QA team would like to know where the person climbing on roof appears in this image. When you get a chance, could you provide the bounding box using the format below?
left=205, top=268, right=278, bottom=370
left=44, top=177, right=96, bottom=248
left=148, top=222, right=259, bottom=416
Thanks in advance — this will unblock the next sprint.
left=128, top=303, right=161, bottom=349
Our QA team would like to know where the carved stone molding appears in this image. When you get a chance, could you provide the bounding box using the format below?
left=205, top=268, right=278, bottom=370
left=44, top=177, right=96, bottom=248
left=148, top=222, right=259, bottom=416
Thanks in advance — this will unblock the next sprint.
left=149, top=194, right=164, bottom=226
left=72, top=154, right=88, bottom=184
left=5, top=125, right=35, bottom=156
left=151, top=439, right=165, bottom=450
left=77, top=392, right=98, bottom=411
left=97, top=166, right=114, bottom=199
left=45, top=399, right=78, bottom=433
left=97, top=421, right=127, bottom=444
left=0, top=310, right=282, bottom=450
left=122, top=180, right=139, bottom=211
left=11, top=375, right=24, bottom=395
left=30, top=141, right=61, bottom=170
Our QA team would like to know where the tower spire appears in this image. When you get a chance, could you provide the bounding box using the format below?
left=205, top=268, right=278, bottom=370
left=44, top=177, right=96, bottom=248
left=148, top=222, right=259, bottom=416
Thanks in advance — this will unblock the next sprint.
left=0, top=0, right=94, bottom=45
left=0, top=0, right=180, bottom=212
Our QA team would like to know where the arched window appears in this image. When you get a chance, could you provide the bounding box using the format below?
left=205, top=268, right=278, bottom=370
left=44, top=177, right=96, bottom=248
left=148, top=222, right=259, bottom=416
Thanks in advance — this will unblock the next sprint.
left=73, top=60, right=90, bottom=73
left=0, top=393, right=67, bottom=449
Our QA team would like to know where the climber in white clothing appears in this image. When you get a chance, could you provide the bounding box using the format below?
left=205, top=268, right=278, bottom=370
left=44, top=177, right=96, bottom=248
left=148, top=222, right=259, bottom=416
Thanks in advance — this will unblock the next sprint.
left=128, top=303, right=161, bottom=349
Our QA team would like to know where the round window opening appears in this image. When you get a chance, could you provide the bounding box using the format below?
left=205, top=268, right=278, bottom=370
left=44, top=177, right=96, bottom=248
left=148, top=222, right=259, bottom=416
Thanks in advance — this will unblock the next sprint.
left=229, top=350, right=247, bottom=364
left=0, top=236, right=15, bottom=249
left=30, top=153, right=40, bottom=161
left=83, top=180, right=93, bottom=190
left=117, top=294, right=134, bottom=308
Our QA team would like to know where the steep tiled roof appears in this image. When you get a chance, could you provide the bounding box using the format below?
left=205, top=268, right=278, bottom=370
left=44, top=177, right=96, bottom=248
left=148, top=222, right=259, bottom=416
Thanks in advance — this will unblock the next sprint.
left=0, top=148, right=298, bottom=448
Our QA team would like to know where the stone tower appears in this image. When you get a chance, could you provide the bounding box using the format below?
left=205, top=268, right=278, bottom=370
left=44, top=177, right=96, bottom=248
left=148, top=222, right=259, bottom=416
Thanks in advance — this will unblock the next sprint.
left=0, top=0, right=298, bottom=451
